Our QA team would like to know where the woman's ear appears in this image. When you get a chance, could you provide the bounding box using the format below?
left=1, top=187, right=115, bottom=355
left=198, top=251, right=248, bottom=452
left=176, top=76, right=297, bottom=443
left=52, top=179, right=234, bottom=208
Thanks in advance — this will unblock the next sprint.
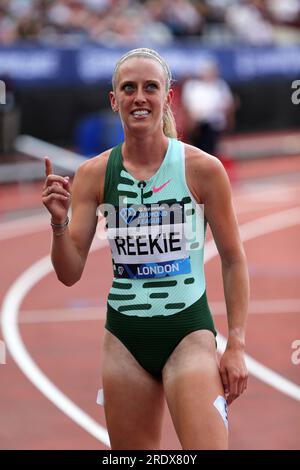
left=167, top=88, right=174, bottom=104
left=164, top=88, right=174, bottom=112
left=109, top=91, right=119, bottom=113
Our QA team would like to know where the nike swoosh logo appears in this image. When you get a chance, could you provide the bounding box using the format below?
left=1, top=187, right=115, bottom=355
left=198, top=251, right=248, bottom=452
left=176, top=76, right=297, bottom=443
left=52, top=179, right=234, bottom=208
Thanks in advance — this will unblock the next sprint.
left=152, top=178, right=171, bottom=193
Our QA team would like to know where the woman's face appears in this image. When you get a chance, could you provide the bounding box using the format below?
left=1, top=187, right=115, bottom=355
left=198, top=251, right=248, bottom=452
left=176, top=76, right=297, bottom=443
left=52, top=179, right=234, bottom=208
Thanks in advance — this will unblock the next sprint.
left=110, top=57, right=173, bottom=135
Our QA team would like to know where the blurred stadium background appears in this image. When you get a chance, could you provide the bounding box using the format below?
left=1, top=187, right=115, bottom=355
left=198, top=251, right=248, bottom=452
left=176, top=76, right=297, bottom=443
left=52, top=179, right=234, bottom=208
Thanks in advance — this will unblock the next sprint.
left=0, top=0, right=300, bottom=450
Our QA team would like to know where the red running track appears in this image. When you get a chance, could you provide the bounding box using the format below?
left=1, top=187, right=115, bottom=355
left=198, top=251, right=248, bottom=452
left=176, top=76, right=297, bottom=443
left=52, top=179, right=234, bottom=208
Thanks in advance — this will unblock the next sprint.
left=0, top=154, right=300, bottom=449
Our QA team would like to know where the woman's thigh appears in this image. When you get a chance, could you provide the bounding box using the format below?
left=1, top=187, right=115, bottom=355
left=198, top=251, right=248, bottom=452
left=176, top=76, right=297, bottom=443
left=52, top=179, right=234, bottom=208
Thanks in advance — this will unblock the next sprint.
left=102, top=330, right=165, bottom=450
left=162, top=330, right=228, bottom=450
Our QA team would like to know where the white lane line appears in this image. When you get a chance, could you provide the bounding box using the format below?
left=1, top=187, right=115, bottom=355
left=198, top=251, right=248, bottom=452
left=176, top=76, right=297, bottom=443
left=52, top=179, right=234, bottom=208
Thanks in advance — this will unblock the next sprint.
left=18, top=298, right=300, bottom=324
left=217, top=335, right=300, bottom=402
left=0, top=213, right=49, bottom=240
left=237, top=206, right=300, bottom=242
left=233, top=185, right=300, bottom=214
left=233, top=183, right=300, bottom=201
left=1, top=182, right=298, bottom=241
left=19, top=307, right=106, bottom=323
left=205, top=206, right=300, bottom=402
left=205, top=206, right=300, bottom=262
left=211, top=299, right=300, bottom=315
left=1, top=239, right=110, bottom=447
left=1, top=207, right=300, bottom=449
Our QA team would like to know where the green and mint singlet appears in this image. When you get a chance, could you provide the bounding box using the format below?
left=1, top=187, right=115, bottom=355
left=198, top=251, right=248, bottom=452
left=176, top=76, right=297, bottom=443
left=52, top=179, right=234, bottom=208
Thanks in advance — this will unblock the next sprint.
left=103, top=138, right=216, bottom=378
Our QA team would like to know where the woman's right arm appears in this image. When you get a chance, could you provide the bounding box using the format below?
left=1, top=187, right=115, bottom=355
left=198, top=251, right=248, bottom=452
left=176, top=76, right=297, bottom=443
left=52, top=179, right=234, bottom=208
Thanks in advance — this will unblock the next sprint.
left=43, top=155, right=106, bottom=286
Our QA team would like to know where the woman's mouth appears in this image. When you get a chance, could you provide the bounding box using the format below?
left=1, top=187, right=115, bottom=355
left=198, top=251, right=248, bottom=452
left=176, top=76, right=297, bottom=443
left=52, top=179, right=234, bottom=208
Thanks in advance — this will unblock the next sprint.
left=131, top=109, right=151, bottom=119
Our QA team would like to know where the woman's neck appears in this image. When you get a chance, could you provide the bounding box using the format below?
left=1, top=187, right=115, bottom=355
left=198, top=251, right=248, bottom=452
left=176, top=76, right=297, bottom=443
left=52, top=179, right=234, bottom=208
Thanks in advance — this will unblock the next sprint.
left=122, top=131, right=169, bottom=170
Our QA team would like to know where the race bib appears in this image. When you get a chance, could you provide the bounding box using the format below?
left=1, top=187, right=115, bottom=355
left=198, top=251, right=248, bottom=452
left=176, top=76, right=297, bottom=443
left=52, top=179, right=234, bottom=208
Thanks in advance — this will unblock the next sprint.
left=106, top=202, right=191, bottom=279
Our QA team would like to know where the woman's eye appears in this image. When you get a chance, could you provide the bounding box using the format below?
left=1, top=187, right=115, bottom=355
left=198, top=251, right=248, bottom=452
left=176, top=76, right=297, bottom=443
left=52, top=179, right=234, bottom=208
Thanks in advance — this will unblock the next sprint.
left=147, top=83, right=158, bottom=90
left=123, top=84, right=134, bottom=92
left=121, top=83, right=157, bottom=92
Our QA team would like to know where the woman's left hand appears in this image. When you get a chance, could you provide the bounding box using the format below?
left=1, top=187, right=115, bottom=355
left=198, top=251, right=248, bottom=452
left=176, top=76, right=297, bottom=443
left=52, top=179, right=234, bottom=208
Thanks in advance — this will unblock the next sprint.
left=219, top=347, right=248, bottom=405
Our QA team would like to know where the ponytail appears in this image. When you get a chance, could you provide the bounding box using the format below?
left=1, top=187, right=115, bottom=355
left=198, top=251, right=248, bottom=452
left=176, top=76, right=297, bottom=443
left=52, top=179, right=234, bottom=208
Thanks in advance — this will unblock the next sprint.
left=163, top=106, right=177, bottom=139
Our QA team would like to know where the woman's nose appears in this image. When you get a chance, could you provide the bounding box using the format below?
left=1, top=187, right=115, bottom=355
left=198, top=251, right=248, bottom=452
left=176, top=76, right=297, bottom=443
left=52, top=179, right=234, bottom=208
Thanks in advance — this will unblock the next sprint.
left=134, top=87, right=146, bottom=104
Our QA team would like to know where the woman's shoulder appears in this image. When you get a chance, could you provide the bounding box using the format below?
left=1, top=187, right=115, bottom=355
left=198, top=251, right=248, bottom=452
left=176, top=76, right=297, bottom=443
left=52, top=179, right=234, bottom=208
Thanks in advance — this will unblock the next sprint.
left=77, top=148, right=112, bottom=177
left=183, top=142, right=225, bottom=177
left=74, top=148, right=113, bottom=204
left=182, top=142, right=229, bottom=202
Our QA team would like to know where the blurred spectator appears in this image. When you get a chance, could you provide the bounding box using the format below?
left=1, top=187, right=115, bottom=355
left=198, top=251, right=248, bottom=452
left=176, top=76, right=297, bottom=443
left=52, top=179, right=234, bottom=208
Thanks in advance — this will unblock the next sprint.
left=265, top=0, right=300, bottom=25
left=0, top=0, right=299, bottom=46
left=17, top=12, right=41, bottom=40
left=202, top=0, right=233, bottom=24
left=225, top=0, right=274, bottom=45
left=158, top=0, right=203, bottom=37
left=181, top=59, right=235, bottom=156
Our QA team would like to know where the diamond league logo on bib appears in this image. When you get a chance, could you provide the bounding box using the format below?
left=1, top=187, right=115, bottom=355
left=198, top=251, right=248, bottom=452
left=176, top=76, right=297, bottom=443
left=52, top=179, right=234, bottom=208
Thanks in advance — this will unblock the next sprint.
left=119, top=207, right=137, bottom=224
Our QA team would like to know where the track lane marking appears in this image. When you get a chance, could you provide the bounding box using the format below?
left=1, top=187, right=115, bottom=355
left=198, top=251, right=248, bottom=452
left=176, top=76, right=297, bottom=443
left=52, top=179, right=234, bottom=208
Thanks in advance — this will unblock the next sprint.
left=1, top=183, right=299, bottom=240
left=1, top=207, right=300, bottom=448
left=18, top=298, right=300, bottom=324
left=1, top=240, right=110, bottom=447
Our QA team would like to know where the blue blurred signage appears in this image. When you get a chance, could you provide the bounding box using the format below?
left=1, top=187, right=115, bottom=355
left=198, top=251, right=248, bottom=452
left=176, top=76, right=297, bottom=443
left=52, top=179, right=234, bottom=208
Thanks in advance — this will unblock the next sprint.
left=0, top=44, right=299, bottom=86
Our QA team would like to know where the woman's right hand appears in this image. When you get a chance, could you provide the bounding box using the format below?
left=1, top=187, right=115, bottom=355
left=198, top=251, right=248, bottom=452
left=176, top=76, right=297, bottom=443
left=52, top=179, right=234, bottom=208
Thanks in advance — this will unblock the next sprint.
left=42, top=157, right=71, bottom=223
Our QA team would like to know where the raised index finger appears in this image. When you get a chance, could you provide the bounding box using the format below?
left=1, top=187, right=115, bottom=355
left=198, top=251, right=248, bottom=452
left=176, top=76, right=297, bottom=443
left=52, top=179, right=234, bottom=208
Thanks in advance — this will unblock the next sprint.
left=45, top=157, right=53, bottom=177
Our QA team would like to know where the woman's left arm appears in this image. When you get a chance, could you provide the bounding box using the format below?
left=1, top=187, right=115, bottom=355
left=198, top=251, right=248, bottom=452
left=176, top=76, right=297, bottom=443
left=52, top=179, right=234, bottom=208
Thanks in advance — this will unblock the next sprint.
left=201, top=157, right=249, bottom=405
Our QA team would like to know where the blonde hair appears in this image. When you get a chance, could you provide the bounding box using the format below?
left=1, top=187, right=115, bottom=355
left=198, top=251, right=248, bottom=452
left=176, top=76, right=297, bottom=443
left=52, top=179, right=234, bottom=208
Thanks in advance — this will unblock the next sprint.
left=112, top=48, right=177, bottom=139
